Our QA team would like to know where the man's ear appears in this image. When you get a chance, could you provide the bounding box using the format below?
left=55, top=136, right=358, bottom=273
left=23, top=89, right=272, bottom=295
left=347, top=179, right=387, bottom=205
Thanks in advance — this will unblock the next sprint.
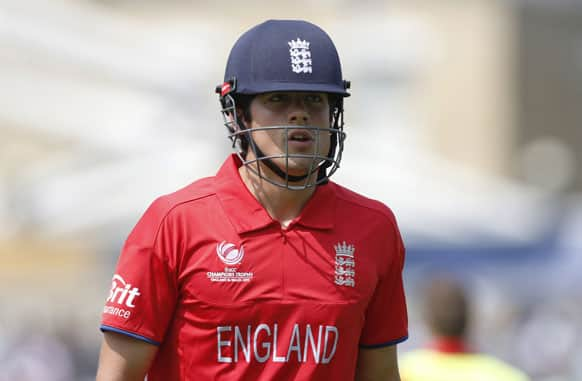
left=235, top=107, right=248, bottom=127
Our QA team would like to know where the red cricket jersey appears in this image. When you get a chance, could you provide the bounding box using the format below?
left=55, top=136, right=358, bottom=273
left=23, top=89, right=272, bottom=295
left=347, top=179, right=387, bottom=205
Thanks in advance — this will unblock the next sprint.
left=101, top=154, right=408, bottom=380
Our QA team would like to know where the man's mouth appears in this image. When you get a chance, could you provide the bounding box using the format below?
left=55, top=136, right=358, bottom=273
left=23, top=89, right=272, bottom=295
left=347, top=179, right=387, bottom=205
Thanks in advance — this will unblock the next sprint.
left=288, top=130, right=313, bottom=142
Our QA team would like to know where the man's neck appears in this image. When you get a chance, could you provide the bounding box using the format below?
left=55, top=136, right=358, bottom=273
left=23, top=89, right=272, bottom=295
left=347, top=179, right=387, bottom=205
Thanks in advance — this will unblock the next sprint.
left=239, top=165, right=316, bottom=227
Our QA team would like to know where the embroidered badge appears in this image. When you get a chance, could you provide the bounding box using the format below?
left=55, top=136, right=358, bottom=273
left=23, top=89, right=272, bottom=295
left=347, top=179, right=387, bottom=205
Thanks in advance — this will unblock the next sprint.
left=334, top=241, right=355, bottom=287
left=288, top=38, right=312, bottom=74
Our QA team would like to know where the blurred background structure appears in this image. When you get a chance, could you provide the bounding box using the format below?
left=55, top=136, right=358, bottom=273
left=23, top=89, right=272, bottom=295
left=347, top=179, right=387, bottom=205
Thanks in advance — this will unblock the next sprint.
left=0, top=0, right=581, bottom=380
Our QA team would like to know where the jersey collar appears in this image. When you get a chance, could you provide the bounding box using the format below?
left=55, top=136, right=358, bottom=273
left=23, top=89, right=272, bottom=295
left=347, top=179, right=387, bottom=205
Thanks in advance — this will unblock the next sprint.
left=214, top=155, right=336, bottom=234
left=294, top=179, right=335, bottom=230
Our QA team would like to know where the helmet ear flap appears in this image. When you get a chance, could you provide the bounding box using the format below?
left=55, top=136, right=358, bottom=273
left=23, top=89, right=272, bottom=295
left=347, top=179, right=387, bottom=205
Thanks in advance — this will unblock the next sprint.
left=216, top=78, right=253, bottom=157
left=317, top=94, right=345, bottom=183
left=221, top=96, right=234, bottom=118
left=326, top=100, right=340, bottom=163
left=216, top=77, right=238, bottom=123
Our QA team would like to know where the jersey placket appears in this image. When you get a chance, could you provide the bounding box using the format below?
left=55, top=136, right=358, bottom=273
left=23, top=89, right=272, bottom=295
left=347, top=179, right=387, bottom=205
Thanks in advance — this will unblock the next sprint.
left=279, top=226, right=289, bottom=299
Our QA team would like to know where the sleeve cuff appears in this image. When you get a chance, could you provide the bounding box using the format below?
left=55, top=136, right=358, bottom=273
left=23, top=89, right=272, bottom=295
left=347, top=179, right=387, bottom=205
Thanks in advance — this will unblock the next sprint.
left=100, top=325, right=161, bottom=346
left=359, top=334, right=409, bottom=349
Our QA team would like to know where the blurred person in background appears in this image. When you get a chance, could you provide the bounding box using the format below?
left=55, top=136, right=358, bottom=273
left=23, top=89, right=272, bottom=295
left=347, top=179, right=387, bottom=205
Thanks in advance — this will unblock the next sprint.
left=399, top=276, right=529, bottom=381
left=96, top=19, right=407, bottom=381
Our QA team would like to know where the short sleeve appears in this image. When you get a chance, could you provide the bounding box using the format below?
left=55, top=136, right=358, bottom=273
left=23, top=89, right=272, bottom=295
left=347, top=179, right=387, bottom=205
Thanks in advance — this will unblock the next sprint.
left=100, top=198, right=179, bottom=345
left=359, top=222, right=408, bottom=348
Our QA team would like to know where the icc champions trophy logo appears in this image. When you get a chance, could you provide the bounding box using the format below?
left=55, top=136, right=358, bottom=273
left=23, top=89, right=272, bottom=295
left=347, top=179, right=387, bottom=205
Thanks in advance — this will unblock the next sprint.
left=208, top=241, right=253, bottom=283
left=216, top=241, right=245, bottom=265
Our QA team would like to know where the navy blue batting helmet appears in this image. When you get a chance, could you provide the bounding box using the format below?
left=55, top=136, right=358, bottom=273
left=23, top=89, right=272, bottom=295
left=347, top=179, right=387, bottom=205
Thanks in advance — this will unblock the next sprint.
left=216, top=19, right=350, bottom=190
left=222, top=19, right=350, bottom=97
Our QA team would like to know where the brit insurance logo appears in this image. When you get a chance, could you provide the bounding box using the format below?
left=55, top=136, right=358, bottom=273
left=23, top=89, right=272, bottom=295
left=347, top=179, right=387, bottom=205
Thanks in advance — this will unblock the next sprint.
left=103, top=274, right=141, bottom=319
left=207, top=241, right=253, bottom=283
left=288, top=38, right=312, bottom=74
left=334, top=241, right=355, bottom=287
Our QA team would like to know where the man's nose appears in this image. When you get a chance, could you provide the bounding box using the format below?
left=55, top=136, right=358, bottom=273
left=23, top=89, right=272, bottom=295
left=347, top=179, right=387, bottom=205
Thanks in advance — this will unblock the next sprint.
left=288, top=96, right=309, bottom=125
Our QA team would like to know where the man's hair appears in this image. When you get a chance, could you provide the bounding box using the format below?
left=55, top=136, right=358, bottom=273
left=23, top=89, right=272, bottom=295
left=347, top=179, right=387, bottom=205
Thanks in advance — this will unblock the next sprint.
left=422, top=277, right=469, bottom=338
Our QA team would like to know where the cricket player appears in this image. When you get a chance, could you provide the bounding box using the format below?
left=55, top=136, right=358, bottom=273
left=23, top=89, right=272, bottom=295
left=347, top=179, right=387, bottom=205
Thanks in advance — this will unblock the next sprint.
left=96, top=19, right=408, bottom=381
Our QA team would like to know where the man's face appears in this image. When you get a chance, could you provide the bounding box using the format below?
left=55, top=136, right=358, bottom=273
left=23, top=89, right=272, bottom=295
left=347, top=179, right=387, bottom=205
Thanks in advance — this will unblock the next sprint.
left=243, top=91, right=332, bottom=177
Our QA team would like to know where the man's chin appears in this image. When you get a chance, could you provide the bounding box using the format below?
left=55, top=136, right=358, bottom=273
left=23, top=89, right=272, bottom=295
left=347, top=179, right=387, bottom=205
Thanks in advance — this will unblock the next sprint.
left=275, top=159, right=320, bottom=177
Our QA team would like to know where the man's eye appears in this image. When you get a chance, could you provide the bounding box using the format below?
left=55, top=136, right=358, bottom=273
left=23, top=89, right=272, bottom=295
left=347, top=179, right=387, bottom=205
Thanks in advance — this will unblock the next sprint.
left=306, top=94, right=322, bottom=103
left=269, top=94, right=286, bottom=102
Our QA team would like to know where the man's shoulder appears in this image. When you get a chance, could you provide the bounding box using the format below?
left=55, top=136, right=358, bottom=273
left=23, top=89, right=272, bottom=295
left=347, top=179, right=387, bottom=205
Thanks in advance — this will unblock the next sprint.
left=473, top=354, right=530, bottom=381
left=144, top=176, right=218, bottom=219
left=163, top=176, right=217, bottom=205
left=400, top=349, right=529, bottom=381
left=330, top=182, right=397, bottom=222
